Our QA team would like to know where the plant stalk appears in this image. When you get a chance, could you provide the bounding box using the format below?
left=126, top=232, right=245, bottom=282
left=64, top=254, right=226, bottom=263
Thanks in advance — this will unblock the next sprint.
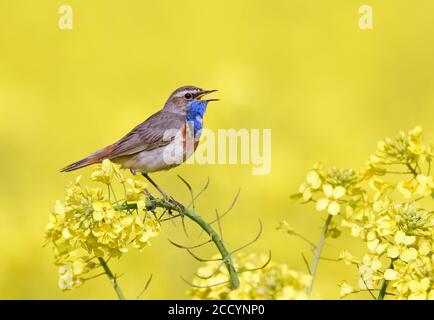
left=98, top=257, right=126, bottom=300
left=377, top=259, right=394, bottom=300
left=115, top=199, right=240, bottom=290
left=307, top=214, right=333, bottom=295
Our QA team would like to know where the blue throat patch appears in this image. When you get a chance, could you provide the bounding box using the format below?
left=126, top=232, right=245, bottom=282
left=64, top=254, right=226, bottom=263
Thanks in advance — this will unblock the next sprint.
left=186, top=100, right=208, bottom=135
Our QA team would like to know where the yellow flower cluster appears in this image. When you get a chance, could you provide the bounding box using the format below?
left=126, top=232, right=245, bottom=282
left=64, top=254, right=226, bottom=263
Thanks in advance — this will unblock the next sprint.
left=188, top=253, right=311, bottom=300
left=368, top=126, right=432, bottom=168
left=46, top=160, right=160, bottom=290
left=295, top=127, right=434, bottom=300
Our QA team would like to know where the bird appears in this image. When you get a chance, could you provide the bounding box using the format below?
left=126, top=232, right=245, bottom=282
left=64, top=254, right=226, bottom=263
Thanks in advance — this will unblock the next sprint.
left=61, top=85, right=218, bottom=199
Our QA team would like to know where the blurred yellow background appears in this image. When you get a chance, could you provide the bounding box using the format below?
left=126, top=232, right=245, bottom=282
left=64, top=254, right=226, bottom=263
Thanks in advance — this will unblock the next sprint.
left=0, top=0, right=433, bottom=299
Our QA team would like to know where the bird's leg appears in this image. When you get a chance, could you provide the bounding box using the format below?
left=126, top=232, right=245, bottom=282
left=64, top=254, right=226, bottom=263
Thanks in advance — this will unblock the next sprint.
left=142, top=173, right=185, bottom=214
left=142, top=174, right=170, bottom=199
left=142, top=173, right=188, bottom=237
left=143, top=187, right=157, bottom=214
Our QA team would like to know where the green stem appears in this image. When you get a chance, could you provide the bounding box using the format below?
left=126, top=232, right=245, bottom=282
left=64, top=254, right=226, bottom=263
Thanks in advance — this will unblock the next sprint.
left=377, top=259, right=394, bottom=300
left=307, top=214, right=333, bottom=295
left=115, top=199, right=240, bottom=290
left=406, top=163, right=418, bottom=177
left=98, top=257, right=126, bottom=300
left=182, top=206, right=240, bottom=289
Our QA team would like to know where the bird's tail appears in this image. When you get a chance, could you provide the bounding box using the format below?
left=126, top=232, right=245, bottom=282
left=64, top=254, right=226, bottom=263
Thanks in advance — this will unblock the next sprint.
left=60, top=145, right=114, bottom=172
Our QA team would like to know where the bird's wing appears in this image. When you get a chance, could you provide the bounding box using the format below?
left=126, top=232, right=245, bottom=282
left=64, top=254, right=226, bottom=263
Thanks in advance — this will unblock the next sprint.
left=60, top=111, right=186, bottom=172
left=107, top=110, right=185, bottom=159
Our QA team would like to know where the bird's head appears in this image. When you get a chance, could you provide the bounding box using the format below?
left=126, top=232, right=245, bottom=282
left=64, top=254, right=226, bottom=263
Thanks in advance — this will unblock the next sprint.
left=163, top=86, right=218, bottom=114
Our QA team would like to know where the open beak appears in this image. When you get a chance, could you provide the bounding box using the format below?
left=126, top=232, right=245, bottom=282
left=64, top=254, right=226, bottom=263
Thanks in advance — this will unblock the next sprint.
left=196, top=89, right=219, bottom=102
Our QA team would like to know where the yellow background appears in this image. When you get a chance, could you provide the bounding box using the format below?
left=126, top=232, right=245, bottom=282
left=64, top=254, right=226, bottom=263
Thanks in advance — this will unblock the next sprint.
left=0, top=0, right=433, bottom=299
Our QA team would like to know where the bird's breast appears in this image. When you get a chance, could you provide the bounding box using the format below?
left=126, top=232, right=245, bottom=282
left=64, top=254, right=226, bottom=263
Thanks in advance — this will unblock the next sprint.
left=182, top=121, right=202, bottom=151
left=114, top=122, right=201, bottom=174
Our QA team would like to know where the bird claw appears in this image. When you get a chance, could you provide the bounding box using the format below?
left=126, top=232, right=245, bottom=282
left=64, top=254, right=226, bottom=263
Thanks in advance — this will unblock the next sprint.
left=168, top=197, right=185, bottom=217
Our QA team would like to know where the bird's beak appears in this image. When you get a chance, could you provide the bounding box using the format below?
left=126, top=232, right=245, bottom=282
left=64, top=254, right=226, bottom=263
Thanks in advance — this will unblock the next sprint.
left=196, top=89, right=219, bottom=102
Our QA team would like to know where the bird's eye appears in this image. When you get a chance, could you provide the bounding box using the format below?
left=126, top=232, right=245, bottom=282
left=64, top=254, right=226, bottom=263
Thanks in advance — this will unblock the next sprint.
left=184, top=93, right=193, bottom=100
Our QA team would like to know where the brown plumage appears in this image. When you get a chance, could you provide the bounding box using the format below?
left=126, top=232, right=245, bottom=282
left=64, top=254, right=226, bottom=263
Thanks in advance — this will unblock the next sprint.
left=60, top=111, right=185, bottom=172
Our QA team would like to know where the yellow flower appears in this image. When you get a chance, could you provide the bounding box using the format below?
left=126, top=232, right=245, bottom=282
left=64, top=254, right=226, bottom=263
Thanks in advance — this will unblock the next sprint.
left=384, top=269, right=399, bottom=280
left=298, top=170, right=322, bottom=201
left=418, top=241, right=431, bottom=256
left=368, top=127, right=426, bottom=168
left=397, top=179, right=416, bottom=199
left=394, top=230, right=416, bottom=245
left=358, top=264, right=374, bottom=290
left=299, top=128, right=434, bottom=300
left=368, top=256, right=382, bottom=271
left=339, top=281, right=356, bottom=297
left=369, top=178, right=391, bottom=201
left=92, top=200, right=116, bottom=221
left=397, top=175, right=434, bottom=199
left=136, top=200, right=147, bottom=211
left=133, top=217, right=161, bottom=250
left=90, top=159, right=124, bottom=184
left=316, top=184, right=346, bottom=215
left=276, top=220, right=296, bottom=235
left=58, top=265, right=74, bottom=290
left=400, top=248, right=418, bottom=262
left=47, top=160, right=161, bottom=291
left=415, top=175, right=434, bottom=197
left=387, top=245, right=400, bottom=258
left=326, top=167, right=358, bottom=189
left=188, top=253, right=311, bottom=300
left=409, top=292, right=427, bottom=300
left=125, top=178, right=147, bottom=201
left=339, top=250, right=361, bottom=265
left=61, top=227, right=73, bottom=239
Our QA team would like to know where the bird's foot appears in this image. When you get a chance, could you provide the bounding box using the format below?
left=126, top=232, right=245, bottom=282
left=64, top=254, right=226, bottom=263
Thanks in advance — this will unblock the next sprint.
left=167, top=197, right=185, bottom=217
left=167, top=197, right=188, bottom=237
